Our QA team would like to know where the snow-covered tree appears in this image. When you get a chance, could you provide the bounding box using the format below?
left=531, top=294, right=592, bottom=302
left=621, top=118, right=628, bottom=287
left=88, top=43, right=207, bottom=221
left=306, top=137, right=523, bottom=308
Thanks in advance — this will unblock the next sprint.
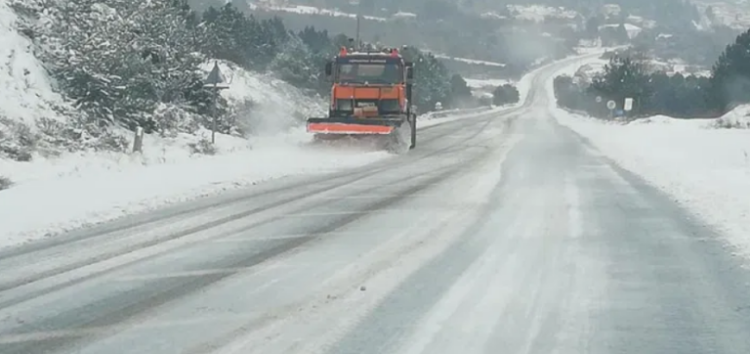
left=28, top=0, right=209, bottom=133
left=270, top=36, right=316, bottom=88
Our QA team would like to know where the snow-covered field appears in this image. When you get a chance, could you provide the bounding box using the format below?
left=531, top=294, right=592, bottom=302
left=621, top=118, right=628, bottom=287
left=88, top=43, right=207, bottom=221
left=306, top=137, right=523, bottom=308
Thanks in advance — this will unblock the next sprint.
left=249, top=2, right=387, bottom=22
left=505, top=5, right=578, bottom=22
left=254, top=2, right=582, bottom=26
left=549, top=60, right=750, bottom=260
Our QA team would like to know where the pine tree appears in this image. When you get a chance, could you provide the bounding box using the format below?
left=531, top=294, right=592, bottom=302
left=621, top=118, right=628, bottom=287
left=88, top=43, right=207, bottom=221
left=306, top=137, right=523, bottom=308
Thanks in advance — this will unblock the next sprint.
left=33, top=0, right=208, bottom=131
left=589, top=55, right=652, bottom=114
left=708, top=29, right=750, bottom=114
left=270, top=36, right=315, bottom=88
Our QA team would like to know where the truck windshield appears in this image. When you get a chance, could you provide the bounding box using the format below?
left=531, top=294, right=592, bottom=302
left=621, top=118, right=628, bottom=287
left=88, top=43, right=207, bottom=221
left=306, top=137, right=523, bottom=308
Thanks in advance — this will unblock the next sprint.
left=336, top=63, right=402, bottom=84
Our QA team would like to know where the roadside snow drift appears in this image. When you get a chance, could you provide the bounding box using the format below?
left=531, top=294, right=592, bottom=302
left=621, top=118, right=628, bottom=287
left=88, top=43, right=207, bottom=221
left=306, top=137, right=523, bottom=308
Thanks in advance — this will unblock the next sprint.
left=0, top=127, right=393, bottom=248
left=554, top=99, right=750, bottom=259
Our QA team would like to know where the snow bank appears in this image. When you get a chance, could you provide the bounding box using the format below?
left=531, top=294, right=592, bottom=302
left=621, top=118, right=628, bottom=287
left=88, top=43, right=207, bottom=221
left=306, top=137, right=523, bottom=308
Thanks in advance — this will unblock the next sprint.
left=712, top=105, right=750, bottom=129
left=552, top=91, right=750, bottom=260
left=0, top=1, right=69, bottom=126
left=0, top=128, right=391, bottom=249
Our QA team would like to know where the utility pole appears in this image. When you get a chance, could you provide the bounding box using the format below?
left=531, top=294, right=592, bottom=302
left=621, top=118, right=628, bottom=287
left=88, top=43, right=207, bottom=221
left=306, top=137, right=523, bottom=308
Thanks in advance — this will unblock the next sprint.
left=352, top=0, right=361, bottom=50
left=355, top=14, right=361, bottom=49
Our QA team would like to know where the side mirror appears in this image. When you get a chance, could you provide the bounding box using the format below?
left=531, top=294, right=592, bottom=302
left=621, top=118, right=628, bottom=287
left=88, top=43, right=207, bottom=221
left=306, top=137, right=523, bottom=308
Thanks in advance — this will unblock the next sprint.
left=406, top=62, right=414, bottom=80
left=325, top=62, right=332, bottom=77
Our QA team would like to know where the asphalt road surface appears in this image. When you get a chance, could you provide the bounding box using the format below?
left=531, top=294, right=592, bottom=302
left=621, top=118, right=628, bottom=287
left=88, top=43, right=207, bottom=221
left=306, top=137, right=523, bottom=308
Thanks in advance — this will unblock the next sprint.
left=3, top=56, right=750, bottom=354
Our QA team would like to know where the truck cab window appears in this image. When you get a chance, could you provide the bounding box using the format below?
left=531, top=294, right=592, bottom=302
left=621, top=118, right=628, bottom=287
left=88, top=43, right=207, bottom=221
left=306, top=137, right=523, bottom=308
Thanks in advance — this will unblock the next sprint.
left=337, top=63, right=402, bottom=84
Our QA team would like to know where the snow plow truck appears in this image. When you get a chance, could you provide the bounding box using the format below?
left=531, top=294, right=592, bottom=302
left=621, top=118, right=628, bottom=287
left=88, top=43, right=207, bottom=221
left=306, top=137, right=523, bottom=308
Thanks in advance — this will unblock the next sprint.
left=306, top=46, right=417, bottom=153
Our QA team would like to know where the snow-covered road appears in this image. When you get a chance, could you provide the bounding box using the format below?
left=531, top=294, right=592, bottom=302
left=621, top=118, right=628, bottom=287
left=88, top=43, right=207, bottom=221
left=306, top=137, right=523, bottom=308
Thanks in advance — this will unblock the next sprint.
left=2, top=54, right=750, bottom=354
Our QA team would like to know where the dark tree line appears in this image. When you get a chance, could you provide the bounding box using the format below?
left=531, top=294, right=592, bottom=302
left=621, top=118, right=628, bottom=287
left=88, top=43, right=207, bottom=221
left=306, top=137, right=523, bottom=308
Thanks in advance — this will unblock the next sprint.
left=554, top=28, right=750, bottom=120
left=493, top=84, right=520, bottom=106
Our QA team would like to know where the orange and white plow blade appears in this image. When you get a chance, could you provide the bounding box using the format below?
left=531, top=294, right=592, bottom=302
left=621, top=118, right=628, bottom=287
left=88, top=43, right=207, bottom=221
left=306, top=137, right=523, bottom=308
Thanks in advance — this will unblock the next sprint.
left=307, top=123, right=394, bottom=135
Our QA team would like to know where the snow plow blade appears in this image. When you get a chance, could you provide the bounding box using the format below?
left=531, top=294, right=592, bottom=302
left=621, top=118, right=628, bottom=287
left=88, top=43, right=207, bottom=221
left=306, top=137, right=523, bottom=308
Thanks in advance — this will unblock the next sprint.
left=306, top=117, right=404, bottom=135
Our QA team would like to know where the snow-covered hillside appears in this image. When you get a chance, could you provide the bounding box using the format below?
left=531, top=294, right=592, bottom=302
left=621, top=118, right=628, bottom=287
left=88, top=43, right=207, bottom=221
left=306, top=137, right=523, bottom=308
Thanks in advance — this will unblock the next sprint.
left=694, top=0, right=750, bottom=30
left=0, top=1, right=71, bottom=126
left=1, top=0, right=329, bottom=180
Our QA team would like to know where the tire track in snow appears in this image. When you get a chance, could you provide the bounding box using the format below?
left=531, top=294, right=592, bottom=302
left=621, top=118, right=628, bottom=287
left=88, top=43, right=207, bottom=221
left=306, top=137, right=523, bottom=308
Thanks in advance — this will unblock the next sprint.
left=0, top=111, right=503, bottom=308
left=206, top=125, right=521, bottom=354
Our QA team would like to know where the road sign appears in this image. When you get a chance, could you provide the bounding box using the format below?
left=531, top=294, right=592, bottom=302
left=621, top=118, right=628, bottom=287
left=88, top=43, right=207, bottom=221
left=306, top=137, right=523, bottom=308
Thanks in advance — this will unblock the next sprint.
left=205, top=62, right=226, bottom=86
left=203, top=61, right=229, bottom=144
left=606, top=100, right=616, bottom=110
left=624, top=97, right=633, bottom=111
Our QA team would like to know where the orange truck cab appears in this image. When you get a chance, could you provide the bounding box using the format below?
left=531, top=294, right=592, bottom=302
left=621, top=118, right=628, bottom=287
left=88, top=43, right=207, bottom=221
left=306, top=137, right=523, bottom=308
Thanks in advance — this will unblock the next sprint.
left=306, top=46, right=417, bottom=150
